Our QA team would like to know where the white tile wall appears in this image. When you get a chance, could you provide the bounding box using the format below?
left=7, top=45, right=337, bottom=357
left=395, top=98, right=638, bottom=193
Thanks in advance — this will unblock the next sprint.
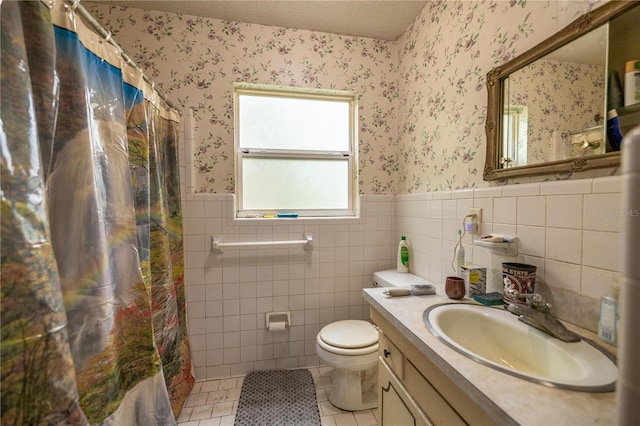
left=395, top=176, right=623, bottom=330
left=547, top=195, right=583, bottom=229
left=516, top=225, right=545, bottom=257
left=181, top=172, right=623, bottom=380
left=540, top=179, right=592, bottom=195
left=182, top=194, right=396, bottom=380
left=584, top=193, right=623, bottom=232
left=545, top=228, right=582, bottom=264
left=493, top=197, right=517, bottom=225
left=517, top=196, right=545, bottom=226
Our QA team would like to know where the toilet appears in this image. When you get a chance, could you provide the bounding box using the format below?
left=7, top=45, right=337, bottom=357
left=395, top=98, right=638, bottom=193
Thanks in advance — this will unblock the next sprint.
left=316, top=269, right=432, bottom=411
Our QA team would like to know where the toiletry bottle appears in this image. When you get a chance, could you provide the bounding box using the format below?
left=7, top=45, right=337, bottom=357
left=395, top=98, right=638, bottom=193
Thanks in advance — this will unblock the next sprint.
left=607, top=110, right=624, bottom=151
left=607, top=70, right=624, bottom=110
left=624, top=60, right=640, bottom=107
left=397, top=236, right=409, bottom=273
left=455, top=229, right=465, bottom=277
left=606, top=70, right=625, bottom=151
left=598, top=279, right=620, bottom=346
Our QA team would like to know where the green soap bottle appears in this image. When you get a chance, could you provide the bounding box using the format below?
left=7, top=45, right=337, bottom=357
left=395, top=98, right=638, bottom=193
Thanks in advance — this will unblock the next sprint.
left=397, top=236, right=409, bottom=273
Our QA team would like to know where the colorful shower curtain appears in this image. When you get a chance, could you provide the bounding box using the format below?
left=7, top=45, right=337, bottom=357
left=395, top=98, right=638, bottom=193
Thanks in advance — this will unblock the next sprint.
left=1, top=1, right=193, bottom=424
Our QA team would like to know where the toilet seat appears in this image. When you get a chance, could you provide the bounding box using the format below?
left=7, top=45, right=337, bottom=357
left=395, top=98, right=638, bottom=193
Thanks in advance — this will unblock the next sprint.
left=315, top=319, right=379, bottom=411
left=317, top=320, right=379, bottom=356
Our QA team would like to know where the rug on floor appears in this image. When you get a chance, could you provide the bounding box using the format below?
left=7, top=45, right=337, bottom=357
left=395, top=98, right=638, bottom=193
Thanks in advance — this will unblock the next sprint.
left=234, top=369, right=321, bottom=426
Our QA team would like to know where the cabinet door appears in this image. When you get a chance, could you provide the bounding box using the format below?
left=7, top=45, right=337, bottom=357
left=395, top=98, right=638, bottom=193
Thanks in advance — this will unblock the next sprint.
left=404, top=359, right=465, bottom=426
left=379, top=331, right=404, bottom=379
left=379, top=359, right=431, bottom=426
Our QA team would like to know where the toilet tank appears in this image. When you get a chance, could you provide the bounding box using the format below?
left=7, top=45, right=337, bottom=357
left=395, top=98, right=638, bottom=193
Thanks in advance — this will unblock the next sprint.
left=373, top=269, right=432, bottom=288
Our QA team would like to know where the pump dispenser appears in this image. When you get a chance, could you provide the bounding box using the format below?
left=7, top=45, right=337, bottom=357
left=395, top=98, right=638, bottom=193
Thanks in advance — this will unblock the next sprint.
left=598, top=278, right=620, bottom=346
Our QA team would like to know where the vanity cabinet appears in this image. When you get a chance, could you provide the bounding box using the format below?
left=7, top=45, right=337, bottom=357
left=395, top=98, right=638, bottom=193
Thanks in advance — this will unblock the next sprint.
left=373, top=308, right=494, bottom=426
left=378, top=356, right=430, bottom=426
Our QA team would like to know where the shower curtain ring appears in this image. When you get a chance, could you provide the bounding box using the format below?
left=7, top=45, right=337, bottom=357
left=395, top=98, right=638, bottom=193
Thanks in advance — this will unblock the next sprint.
left=70, top=0, right=80, bottom=11
left=104, top=31, right=113, bottom=43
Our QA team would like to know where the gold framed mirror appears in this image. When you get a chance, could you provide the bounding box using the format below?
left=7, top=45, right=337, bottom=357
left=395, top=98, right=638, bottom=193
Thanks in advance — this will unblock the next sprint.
left=484, top=1, right=640, bottom=181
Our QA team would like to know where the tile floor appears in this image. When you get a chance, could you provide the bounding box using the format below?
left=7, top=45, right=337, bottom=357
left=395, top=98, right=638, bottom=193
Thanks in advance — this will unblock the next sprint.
left=177, top=366, right=379, bottom=426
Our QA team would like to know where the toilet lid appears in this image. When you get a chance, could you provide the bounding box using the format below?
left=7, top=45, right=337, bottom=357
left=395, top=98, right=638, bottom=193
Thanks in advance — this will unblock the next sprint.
left=319, top=320, right=378, bottom=349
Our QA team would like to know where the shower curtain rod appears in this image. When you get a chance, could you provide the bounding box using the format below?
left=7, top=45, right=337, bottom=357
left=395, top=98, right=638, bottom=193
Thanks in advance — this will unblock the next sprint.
left=63, top=0, right=180, bottom=114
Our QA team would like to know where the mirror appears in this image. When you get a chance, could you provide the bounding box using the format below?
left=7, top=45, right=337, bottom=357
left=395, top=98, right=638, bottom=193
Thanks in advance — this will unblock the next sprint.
left=484, top=1, right=640, bottom=180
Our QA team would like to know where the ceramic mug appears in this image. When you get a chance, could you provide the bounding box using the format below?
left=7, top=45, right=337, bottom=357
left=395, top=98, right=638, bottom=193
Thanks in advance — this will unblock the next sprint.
left=445, top=276, right=465, bottom=299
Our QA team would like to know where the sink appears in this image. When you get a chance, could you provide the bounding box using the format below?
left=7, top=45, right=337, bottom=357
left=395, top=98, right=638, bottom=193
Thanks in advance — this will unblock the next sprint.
left=423, top=303, right=617, bottom=392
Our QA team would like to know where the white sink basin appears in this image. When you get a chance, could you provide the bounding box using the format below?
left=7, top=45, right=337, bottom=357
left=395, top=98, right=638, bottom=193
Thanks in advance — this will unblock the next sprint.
left=423, top=303, right=617, bottom=392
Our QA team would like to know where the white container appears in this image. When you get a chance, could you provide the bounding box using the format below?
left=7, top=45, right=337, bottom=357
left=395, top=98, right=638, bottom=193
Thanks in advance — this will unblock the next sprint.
left=598, top=280, right=620, bottom=346
left=455, top=245, right=465, bottom=277
left=454, top=229, right=465, bottom=277
left=624, top=60, right=640, bottom=107
left=462, top=264, right=486, bottom=295
left=397, top=236, right=409, bottom=273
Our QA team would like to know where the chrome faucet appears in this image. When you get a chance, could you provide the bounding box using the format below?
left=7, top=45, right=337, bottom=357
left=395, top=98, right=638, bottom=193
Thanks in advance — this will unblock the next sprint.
left=510, top=291, right=549, bottom=311
left=505, top=290, right=580, bottom=343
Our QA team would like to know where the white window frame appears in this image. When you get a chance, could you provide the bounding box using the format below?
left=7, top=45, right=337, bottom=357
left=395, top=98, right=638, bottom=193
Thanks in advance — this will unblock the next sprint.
left=233, top=83, right=359, bottom=218
left=502, top=104, right=528, bottom=168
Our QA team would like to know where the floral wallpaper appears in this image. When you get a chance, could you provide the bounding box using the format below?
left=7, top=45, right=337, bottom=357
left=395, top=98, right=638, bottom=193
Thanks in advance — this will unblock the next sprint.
left=509, top=59, right=605, bottom=165
left=87, top=5, right=398, bottom=194
left=87, top=0, right=605, bottom=194
left=395, top=0, right=605, bottom=192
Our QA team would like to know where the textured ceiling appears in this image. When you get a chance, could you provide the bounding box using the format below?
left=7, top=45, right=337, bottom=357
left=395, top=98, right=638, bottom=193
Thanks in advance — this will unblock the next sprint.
left=85, top=1, right=428, bottom=41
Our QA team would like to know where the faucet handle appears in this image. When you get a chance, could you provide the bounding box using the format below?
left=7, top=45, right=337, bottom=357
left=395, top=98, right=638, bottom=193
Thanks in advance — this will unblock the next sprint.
left=526, top=292, right=543, bottom=307
left=506, top=289, right=549, bottom=311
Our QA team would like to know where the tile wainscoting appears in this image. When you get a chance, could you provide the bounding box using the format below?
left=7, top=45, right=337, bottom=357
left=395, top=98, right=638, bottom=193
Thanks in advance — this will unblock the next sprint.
left=182, top=176, right=622, bottom=380
left=396, top=176, right=622, bottom=332
left=182, top=194, right=397, bottom=380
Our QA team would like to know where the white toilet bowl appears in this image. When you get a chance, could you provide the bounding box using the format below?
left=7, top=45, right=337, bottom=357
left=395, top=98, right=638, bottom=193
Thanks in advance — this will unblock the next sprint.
left=317, top=270, right=434, bottom=411
left=316, top=320, right=379, bottom=411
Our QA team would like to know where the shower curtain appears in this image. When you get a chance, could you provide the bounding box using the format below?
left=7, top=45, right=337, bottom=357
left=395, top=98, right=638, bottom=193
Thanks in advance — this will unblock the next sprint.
left=1, top=1, right=193, bottom=424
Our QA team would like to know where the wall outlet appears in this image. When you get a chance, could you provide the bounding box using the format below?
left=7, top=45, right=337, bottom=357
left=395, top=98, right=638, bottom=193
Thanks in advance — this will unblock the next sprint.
left=466, top=208, right=482, bottom=234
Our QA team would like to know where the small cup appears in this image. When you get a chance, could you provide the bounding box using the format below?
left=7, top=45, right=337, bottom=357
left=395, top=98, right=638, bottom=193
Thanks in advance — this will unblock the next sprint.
left=445, top=276, right=466, bottom=299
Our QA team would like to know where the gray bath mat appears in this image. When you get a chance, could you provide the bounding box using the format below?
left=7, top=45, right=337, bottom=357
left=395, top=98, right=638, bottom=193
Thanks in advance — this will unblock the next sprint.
left=234, top=369, right=321, bottom=426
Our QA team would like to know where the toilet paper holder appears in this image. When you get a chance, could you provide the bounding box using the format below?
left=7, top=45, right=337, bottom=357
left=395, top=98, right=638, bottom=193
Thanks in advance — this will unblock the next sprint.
left=266, top=311, right=290, bottom=331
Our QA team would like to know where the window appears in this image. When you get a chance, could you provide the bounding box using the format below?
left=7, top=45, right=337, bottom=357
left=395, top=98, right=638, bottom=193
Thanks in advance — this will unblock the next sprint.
left=502, top=104, right=528, bottom=168
left=234, top=83, right=358, bottom=218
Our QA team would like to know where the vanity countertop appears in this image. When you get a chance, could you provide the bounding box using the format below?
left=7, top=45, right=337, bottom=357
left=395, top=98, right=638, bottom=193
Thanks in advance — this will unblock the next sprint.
left=363, top=287, right=617, bottom=426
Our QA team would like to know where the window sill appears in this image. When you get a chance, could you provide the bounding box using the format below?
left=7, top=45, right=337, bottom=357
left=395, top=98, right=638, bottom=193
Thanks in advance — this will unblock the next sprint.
left=233, top=215, right=363, bottom=225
